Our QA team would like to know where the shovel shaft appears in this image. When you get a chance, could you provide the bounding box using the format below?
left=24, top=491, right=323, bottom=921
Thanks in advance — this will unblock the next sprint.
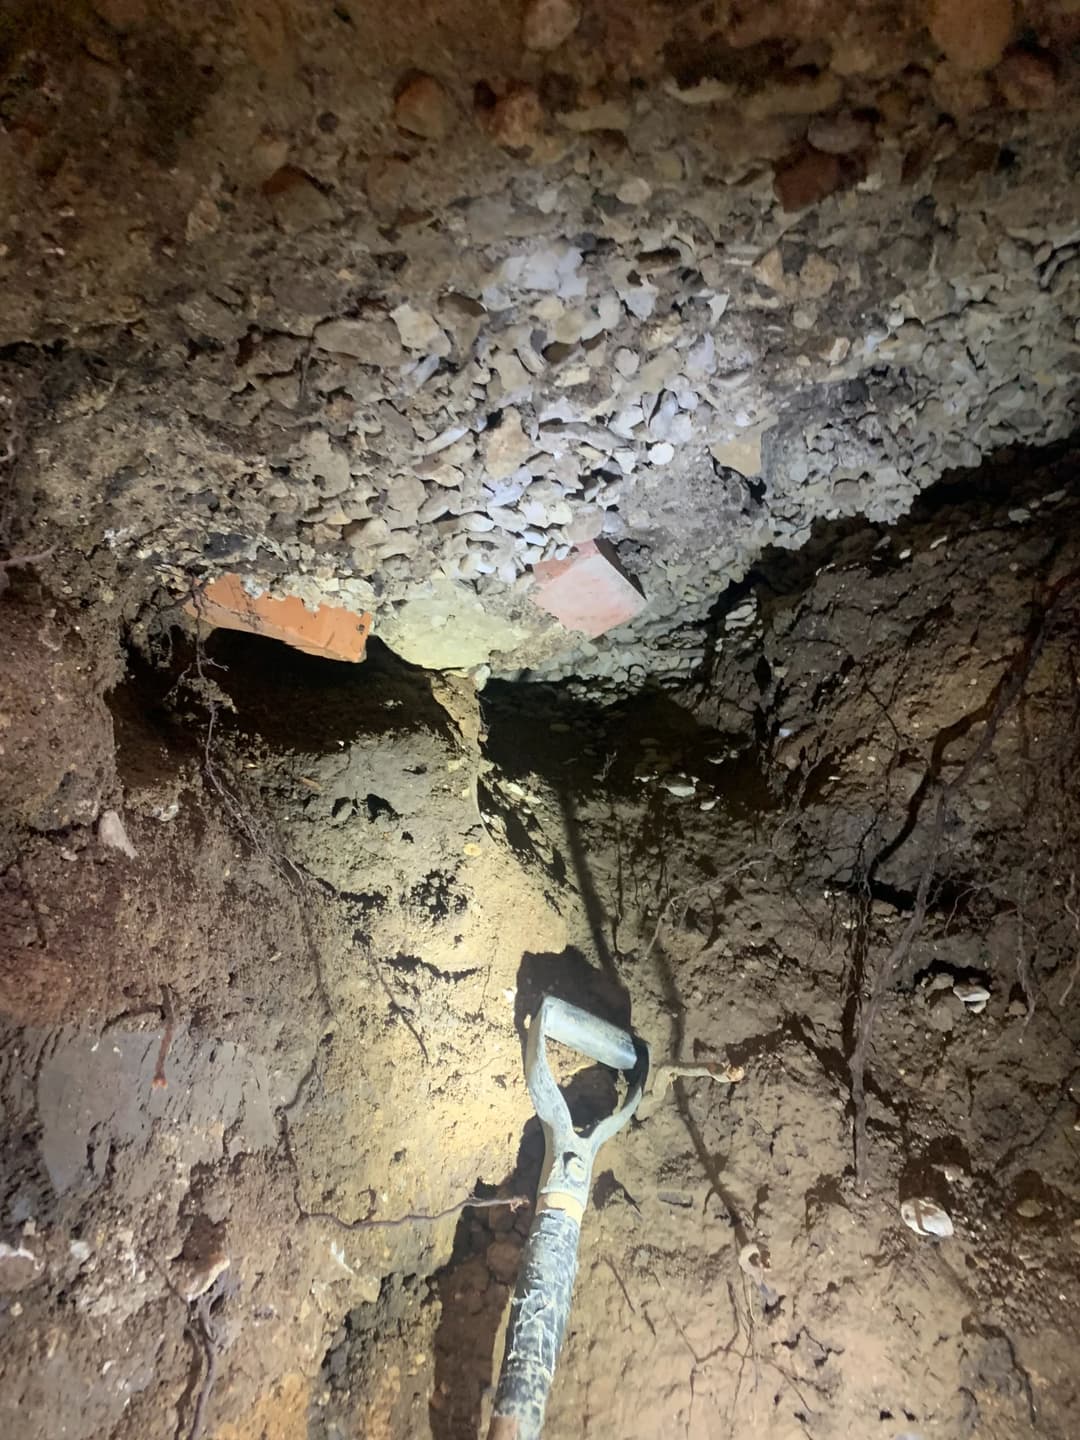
left=488, top=1206, right=582, bottom=1440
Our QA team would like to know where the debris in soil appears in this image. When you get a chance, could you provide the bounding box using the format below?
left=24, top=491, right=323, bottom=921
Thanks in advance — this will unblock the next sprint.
left=900, top=1197, right=955, bottom=1239
left=98, top=809, right=137, bottom=858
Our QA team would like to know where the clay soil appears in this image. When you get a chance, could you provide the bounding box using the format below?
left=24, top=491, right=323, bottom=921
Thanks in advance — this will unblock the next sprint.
left=2, top=450, right=1080, bottom=1440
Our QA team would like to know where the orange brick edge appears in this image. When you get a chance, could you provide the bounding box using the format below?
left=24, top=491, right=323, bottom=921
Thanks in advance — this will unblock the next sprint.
left=184, top=574, right=373, bottom=663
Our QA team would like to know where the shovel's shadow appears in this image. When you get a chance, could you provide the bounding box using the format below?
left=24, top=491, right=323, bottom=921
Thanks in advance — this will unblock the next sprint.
left=513, top=947, right=631, bottom=1049
left=429, top=1122, right=543, bottom=1440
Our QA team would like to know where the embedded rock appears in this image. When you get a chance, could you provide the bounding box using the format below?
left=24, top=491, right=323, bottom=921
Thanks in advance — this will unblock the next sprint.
left=928, top=0, right=1014, bottom=72
left=393, top=74, right=455, bottom=140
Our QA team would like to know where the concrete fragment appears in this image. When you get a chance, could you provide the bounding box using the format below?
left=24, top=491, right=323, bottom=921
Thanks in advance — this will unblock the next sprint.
left=185, top=574, right=372, bottom=663
left=799, top=254, right=841, bottom=300
left=614, top=348, right=639, bottom=377
left=753, top=247, right=785, bottom=293
left=565, top=508, right=604, bottom=544
left=492, top=350, right=530, bottom=392
left=384, top=474, right=425, bottom=518
left=346, top=517, right=392, bottom=551
left=754, top=248, right=839, bottom=302
left=297, top=429, right=352, bottom=496
left=531, top=540, right=646, bottom=639
left=710, top=421, right=774, bottom=478
left=377, top=580, right=528, bottom=669
left=177, top=293, right=244, bottom=344
left=394, top=74, right=454, bottom=140
left=418, top=493, right=454, bottom=523
left=820, top=336, right=851, bottom=365
left=486, top=504, right=526, bottom=532
left=501, top=245, right=583, bottom=297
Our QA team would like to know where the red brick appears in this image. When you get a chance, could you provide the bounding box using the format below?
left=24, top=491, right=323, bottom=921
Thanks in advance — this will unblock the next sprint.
left=185, top=575, right=372, bottom=662
left=531, top=540, right=646, bottom=638
left=773, top=148, right=843, bottom=211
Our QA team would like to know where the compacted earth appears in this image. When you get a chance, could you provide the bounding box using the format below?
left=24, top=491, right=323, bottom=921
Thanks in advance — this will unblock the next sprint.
left=2, top=448, right=1079, bottom=1440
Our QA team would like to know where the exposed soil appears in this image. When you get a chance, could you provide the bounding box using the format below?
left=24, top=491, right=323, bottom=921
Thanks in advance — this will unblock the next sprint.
left=3, top=2, right=1080, bottom=1434
left=2, top=449, right=1080, bottom=1440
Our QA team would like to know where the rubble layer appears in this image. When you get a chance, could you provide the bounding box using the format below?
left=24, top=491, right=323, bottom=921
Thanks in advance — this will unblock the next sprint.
left=1, top=0, right=1078, bottom=681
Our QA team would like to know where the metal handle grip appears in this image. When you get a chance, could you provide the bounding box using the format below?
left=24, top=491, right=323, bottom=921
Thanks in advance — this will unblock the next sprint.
left=538, top=996, right=639, bottom=1072
left=488, top=1206, right=582, bottom=1440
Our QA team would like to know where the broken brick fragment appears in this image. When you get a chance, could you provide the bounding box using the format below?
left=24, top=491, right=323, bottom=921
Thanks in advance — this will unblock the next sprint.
left=531, top=540, right=646, bottom=639
left=773, top=148, right=843, bottom=211
left=393, top=74, right=454, bottom=141
left=185, top=574, right=372, bottom=662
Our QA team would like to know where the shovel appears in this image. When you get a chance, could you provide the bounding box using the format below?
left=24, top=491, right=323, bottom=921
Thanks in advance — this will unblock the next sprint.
left=488, top=995, right=649, bottom=1440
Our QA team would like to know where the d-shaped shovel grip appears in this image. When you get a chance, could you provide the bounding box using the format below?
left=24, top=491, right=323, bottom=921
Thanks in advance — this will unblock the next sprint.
left=487, top=1205, right=581, bottom=1440
left=488, top=998, right=648, bottom=1440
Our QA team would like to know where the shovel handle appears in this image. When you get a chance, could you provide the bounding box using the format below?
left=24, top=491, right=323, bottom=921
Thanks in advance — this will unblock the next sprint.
left=488, top=1205, right=582, bottom=1440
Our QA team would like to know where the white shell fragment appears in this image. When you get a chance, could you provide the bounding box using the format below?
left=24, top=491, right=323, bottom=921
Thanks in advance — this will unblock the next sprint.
left=953, top=982, right=991, bottom=1014
left=901, top=1197, right=954, bottom=1239
left=98, top=809, right=137, bottom=859
left=738, top=1241, right=764, bottom=1277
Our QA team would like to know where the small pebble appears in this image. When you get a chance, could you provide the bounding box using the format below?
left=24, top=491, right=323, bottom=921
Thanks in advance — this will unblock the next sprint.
left=393, top=74, right=454, bottom=141
left=1015, top=1197, right=1046, bottom=1220
left=522, top=0, right=580, bottom=51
